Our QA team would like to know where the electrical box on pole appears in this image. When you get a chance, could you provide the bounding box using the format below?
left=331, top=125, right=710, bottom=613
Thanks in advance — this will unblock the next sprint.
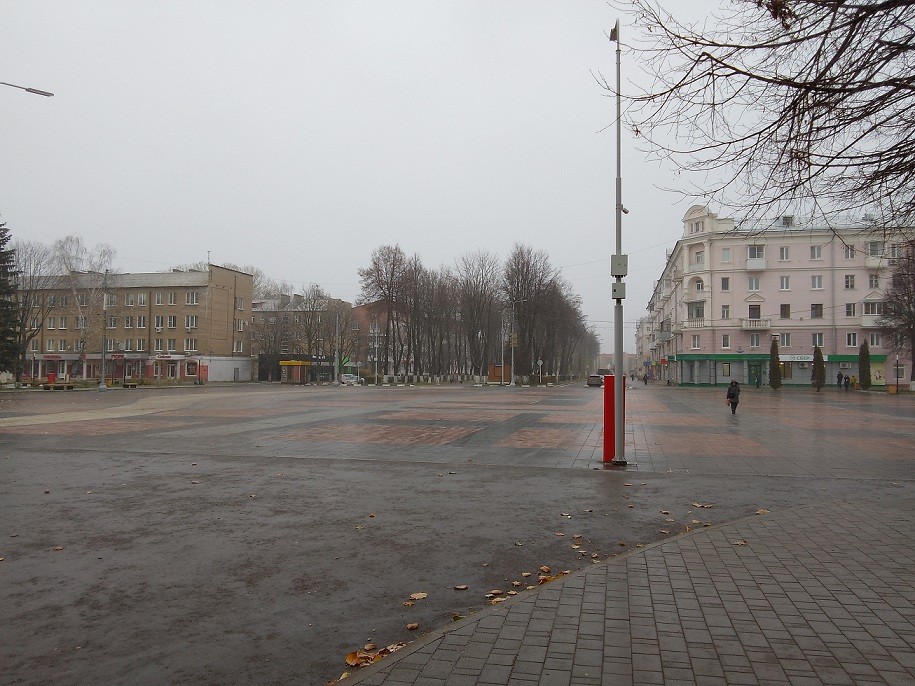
left=611, top=282, right=626, bottom=300
left=610, top=254, right=628, bottom=277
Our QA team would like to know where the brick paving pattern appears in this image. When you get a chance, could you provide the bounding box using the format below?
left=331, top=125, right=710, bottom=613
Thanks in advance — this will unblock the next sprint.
left=347, top=499, right=915, bottom=686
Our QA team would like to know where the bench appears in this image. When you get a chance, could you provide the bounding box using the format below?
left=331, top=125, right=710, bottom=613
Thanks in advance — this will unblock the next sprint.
left=123, top=382, right=138, bottom=389
left=43, top=384, right=75, bottom=390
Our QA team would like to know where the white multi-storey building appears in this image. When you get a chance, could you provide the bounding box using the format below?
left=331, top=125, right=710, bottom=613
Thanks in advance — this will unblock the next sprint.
left=637, top=205, right=907, bottom=387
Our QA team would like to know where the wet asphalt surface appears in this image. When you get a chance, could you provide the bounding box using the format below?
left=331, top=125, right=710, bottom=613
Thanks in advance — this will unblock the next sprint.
left=1, top=383, right=912, bottom=685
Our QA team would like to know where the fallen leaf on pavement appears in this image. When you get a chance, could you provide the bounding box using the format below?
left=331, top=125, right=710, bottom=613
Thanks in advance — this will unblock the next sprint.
left=453, top=585, right=468, bottom=591
left=660, top=510, right=670, bottom=515
left=364, top=643, right=377, bottom=651
left=692, top=502, right=715, bottom=509
left=659, top=530, right=670, bottom=535
left=406, top=623, right=419, bottom=630
left=539, top=565, right=551, bottom=573
left=191, top=480, right=200, bottom=484
left=53, top=546, right=63, bottom=551
left=521, top=572, right=532, bottom=577
left=755, top=509, right=770, bottom=515
left=489, top=589, right=503, bottom=596
left=402, top=601, right=414, bottom=607
left=409, top=592, right=427, bottom=600
left=733, top=540, right=748, bottom=546
left=453, top=613, right=464, bottom=621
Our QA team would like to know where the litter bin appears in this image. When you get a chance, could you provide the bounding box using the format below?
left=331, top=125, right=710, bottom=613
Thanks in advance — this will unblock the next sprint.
left=47, top=372, right=56, bottom=383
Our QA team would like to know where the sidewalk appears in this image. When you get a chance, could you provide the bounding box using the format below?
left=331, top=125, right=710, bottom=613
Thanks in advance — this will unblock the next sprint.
left=344, top=498, right=915, bottom=686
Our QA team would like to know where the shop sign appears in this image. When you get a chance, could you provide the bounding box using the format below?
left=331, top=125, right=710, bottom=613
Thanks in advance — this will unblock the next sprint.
left=779, top=354, right=813, bottom=362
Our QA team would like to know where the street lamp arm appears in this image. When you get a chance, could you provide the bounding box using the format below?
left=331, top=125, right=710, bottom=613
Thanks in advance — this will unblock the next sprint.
left=0, top=81, right=54, bottom=97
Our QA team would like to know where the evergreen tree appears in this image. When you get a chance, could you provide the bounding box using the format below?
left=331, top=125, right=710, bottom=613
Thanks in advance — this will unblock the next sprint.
left=812, top=345, right=825, bottom=392
left=859, top=340, right=872, bottom=390
left=768, top=337, right=782, bottom=390
left=0, top=221, right=17, bottom=374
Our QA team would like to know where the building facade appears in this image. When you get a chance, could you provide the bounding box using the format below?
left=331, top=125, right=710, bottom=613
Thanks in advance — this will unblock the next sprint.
left=638, top=206, right=907, bottom=387
left=23, top=264, right=253, bottom=383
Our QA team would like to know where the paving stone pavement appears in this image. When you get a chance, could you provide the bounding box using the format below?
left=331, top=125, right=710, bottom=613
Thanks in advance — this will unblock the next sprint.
left=344, top=498, right=915, bottom=686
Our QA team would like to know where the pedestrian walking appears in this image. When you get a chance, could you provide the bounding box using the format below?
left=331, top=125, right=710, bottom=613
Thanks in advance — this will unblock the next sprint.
left=726, top=380, right=740, bottom=415
left=850, top=374, right=858, bottom=390
left=837, top=371, right=843, bottom=389
left=844, top=374, right=850, bottom=391
left=642, top=373, right=648, bottom=385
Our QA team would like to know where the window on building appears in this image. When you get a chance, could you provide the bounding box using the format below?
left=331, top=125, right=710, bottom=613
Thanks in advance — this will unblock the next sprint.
left=780, top=304, right=791, bottom=319
left=780, top=333, right=791, bottom=347
left=748, top=276, right=760, bottom=291
left=167, top=315, right=177, bottom=329
left=866, top=241, right=884, bottom=256
left=137, top=339, right=147, bottom=351
left=58, top=316, right=67, bottom=330
left=107, top=316, right=117, bottom=329
left=812, top=332, right=824, bottom=347
left=352, top=322, right=360, bottom=331
left=77, top=293, right=88, bottom=307
left=748, top=245, right=764, bottom=259
left=810, top=245, right=822, bottom=260
left=46, top=339, right=55, bottom=352
left=155, top=338, right=164, bottom=352
left=690, top=220, right=704, bottom=234
left=863, top=302, right=884, bottom=315
left=811, top=275, right=823, bottom=289
left=186, top=291, right=199, bottom=305
left=29, top=317, right=38, bottom=329
left=124, top=339, right=133, bottom=351
left=233, top=340, right=244, bottom=353
left=47, top=317, right=56, bottom=330
left=846, top=303, right=856, bottom=317
left=104, top=293, right=117, bottom=308
left=721, top=304, right=730, bottom=319
left=77, top=315, right=87, bottom=330
left=691, top=334, right=700, bottom=349
left=137, top=315, right=146, bottom=329
left=155, top=292, right=164, bottom=306
left=30, top=339, right=39, bottom=352
left=167, top=338, right=177, bottom=352
left=748, top=305, right=761, bottom=319
left=236, top=297, right=245, bottom=311
left=722, top=334, right=730, bottom=348
left=780, top=276, right=790, bottom=290
left=869, top=274, right=879, bottom=288
left=721, top=277, right=730, bottom=291
left=106, top=338, right=116, bottom=352
left=844, top=244, right=856, bottom=259
left=695, top=250, right=704, bottom=265
left=185, top=315, right=198, bottom=329
left=125, top=293, right=135, bottom=306
left=695, top=279, right=704, bottom=291
left=154, top=315, right=164, bottom=330
left=810, top=303, right=824, bottom=318
left=124, top=316, right=133, bottom=328
left=750, top=333, right=761, bottom=348
left=168, top=292, right=177, bottom=305
left=780, top=362, right=793, bottom=379
left=845, top=275, right=855, bottom=289
left=688, top=303, right=705, bottom=320
left=846, top=332, right=858, bottom=347
left=137, top=293, right=147, bottom=306
left=59, top=340, right=68, bottom=351
left=185, top=339, right=198, bottom=352
left=869, top=332, right=881, bottom=347
left=268, top=316, right=277, bottom=325
left=779, top=246, right=789, bottom=261
left=722, top=247, right=731, bottom=262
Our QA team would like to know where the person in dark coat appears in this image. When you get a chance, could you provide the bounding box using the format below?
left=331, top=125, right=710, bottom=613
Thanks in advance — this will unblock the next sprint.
left=726, top=380, right=741, bottom=414
left=844, top=374, right=850, bottom=391
left=837, top=371, right=844, bottom=389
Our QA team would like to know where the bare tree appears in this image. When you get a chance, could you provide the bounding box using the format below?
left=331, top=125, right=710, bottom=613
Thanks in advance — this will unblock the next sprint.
left=611, top=0, right=915, bottom=229
left=359, top=245, right=407, bottom=375
left=503, top=244, right=557, bottom=378
left=879, top=240, right=915, bottom=384
left=456, top=250, right=501, bottom=376
left=10, top=240, right=57, bottom=382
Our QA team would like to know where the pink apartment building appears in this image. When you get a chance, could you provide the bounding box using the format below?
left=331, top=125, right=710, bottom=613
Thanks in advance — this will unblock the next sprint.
left=638, top=205, right=908, bottom=387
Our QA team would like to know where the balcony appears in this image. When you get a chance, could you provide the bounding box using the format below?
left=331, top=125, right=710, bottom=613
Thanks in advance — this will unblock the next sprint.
left=684, top=262, right=706, bottom=274
left=740, top=318, right=772, bottom=330
left=865, top=255, right=894, bottom=269
left=671, top=322, right=683, bottom=334
left=861, top=314, right=883, bottom=328
left=683, top=291, right=707, bottom=303
left=745, top=258, right=766, bottom=271
left=683, top=319, right=707, bottom=329
left=658, top=331, right=673, bottom=342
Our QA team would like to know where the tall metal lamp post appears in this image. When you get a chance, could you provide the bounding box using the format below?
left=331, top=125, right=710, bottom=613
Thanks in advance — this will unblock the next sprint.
left=609, top=20, right=629, bottom=465
left=99, top=270, right=109, bottom=391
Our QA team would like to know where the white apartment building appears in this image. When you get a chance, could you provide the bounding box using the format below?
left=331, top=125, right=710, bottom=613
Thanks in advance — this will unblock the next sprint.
left=637, top=205, right=908, bottom=387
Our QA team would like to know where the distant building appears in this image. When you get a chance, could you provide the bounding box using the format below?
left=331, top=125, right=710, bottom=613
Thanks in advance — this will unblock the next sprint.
left=639, top=206, right=906, bottom=386
left=21, top=264, right=253, bottom=383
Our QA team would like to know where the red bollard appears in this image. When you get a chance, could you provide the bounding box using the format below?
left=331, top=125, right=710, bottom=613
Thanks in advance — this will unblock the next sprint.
left=603, top=375, right=614, bottom=462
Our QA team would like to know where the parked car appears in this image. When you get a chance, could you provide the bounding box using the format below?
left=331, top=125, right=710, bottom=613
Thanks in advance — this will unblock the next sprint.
left=340, top=373, right=364, bottom=385
left=586, top=374, right=603, bottom=387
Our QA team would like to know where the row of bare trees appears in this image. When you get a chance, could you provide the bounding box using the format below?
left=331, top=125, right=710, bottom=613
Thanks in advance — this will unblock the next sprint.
left=359, top=243, right=599, bottom=381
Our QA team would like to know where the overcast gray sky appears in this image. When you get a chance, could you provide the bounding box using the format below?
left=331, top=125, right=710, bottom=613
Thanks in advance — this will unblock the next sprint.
left=1, top=1, right=720, bottom=352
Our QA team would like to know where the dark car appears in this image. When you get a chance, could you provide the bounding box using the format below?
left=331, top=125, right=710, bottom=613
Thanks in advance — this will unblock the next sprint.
left=586, top=374, right=603, bottom=387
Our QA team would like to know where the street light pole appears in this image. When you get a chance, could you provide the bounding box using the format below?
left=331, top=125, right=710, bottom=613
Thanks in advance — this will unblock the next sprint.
left=0, top=81, right=54, bottom=97
left=609, top=19, right=628, bottom=465
left=509, top=298, right=525, bottom=387
left=373, top=311, right=379, bottom=384
left=99, top=270, right=109, bottom=391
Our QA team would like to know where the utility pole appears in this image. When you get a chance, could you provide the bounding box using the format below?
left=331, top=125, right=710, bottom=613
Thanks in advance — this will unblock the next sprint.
left=334, top=309, right=340, bottom=384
